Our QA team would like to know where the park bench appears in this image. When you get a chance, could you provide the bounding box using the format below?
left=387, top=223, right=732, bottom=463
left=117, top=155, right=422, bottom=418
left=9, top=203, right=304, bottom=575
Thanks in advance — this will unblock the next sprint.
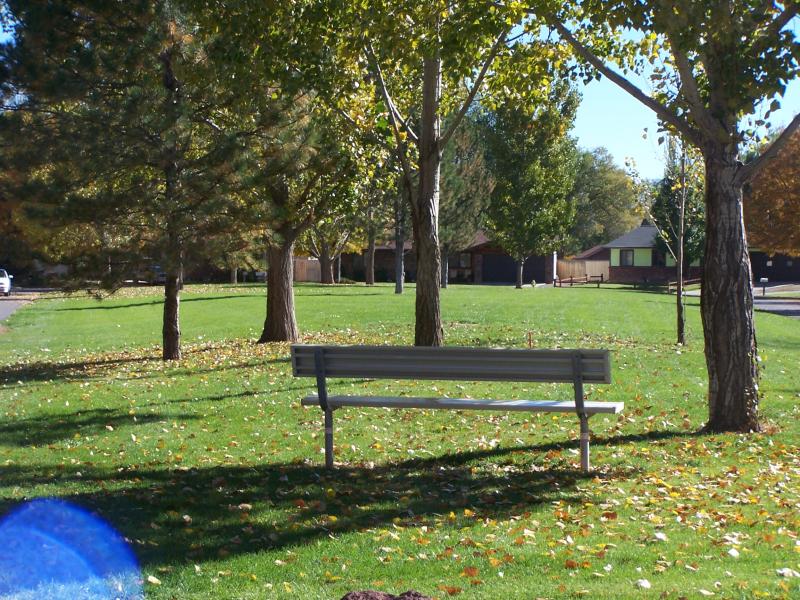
left=291, top=345, right=623, bottom=472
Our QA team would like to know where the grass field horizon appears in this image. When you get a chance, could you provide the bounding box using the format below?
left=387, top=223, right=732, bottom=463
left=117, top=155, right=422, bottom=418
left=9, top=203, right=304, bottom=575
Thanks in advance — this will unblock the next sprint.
left=2, top=283, right=799, bottom=599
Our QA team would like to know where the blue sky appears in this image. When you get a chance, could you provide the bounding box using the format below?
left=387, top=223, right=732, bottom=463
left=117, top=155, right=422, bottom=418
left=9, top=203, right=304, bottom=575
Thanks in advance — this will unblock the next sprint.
left=573, top=76, right=800, bottom=180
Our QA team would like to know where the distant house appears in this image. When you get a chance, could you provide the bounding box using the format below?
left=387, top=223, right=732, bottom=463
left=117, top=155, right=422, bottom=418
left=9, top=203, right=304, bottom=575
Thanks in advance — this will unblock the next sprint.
left=604, top=222, right=701, bottom=284
left=599, top=222, right=800, bottom=284
left=340, top=231, right=556, bottom=285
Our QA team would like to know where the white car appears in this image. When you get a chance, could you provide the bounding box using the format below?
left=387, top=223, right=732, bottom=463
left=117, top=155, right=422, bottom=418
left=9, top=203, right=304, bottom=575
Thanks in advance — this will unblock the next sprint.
left=0, top=269, right=13, bottom=296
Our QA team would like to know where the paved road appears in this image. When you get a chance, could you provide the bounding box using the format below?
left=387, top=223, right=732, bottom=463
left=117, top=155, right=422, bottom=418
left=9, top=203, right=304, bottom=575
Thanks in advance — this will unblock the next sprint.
left=754, top=297, right=800, bottom=319
left=0, top=300, right=27, bottom=323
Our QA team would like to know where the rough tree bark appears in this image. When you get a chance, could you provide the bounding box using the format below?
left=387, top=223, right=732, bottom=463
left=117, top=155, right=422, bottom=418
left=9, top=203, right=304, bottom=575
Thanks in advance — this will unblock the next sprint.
left=440, top=250, right=449, bottom=288
left=258, top=237, right=299, bottom=343
left=162, top=271, right=181, bottom=360
left=318, top=242, right=334, bottom=285
left=413, top=53, right=444, bottom=346
left=365, top=230, right=376, bottom=286
left=701, top=147, right=759, bottom=432
left=230, top=266, right=237, bottom=284
left=159, top=44, right=182, bottom=362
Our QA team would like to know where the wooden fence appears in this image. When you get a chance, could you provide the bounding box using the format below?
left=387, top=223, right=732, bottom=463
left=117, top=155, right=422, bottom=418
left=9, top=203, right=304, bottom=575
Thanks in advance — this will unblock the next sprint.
left=294, top=257, right=321, bottom=282
left=556, top=259, right=609, bottom=282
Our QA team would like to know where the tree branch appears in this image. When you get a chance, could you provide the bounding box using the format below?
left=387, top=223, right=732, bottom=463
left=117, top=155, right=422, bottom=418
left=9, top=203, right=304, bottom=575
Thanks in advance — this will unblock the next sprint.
left=737, top=111, right=800, bottom=185
left=755, top=4, right=799, bottom=48
left=439, top=28, right=508, bottom=149
left=545, top=16, right=703, bottom=148
left=664, top=31, right=726, bottom=141
left=364, top=41, right=418, bottom=144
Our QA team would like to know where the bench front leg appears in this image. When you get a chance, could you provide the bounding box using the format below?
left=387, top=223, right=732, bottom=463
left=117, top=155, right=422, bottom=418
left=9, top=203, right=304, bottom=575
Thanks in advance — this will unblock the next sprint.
left=324, top=408, right=334, bottom=469
left=579, top=414, right=590, bottom=473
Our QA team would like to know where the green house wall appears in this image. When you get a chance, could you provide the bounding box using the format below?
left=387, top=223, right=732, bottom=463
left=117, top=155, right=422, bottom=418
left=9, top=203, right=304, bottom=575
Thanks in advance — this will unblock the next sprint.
left=611, top=248, right=652, bottom=266
left=634, top=248, right=651, bottom=267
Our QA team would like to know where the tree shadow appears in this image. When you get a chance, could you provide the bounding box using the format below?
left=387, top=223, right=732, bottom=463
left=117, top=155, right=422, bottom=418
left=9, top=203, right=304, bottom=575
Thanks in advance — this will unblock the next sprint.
left=0, top=356, right=155, bottom=386
left=0, top=429, right=707, bottom=570
left=0, top=407, right=202, bottom=447
left=51, top=295, right=258, bottom=312
left=294, top=291, right=384, bottom=297
left=0, top=351, right=291, bottom=386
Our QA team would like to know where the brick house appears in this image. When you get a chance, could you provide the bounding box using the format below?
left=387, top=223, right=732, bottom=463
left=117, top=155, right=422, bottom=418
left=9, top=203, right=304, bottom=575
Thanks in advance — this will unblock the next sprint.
left=604, top=223, right=701, bottom=284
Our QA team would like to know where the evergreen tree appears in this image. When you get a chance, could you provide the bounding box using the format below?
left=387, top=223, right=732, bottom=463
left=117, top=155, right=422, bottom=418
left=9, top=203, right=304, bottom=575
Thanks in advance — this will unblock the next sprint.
left=1, top=0, right=248, bottom=360
left=439, top=114, right=493, bottom=287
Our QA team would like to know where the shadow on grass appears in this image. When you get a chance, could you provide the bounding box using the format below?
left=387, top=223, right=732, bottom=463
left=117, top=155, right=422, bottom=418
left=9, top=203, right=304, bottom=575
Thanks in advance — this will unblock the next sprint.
left=0, top=407, right=202, bottom=447
left=0, top=429, right=706, bottom=568
left=0, top=350, right=291, bottom=386
left=51, top=295, right=258, bottom=312
left=294, top=291, right=384, bottom=297
left=0, top=355, right=155, bottom=385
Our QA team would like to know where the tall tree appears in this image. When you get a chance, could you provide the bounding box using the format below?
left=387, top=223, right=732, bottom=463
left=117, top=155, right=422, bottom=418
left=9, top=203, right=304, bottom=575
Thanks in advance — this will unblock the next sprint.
left=567, top=148, right=640, bottom=253
left=243, top=100, right=360, bottom=342
left=482, top=83, right=580, bottom=288
left=1, top=0, right=246, bottom=360
left=745, top=129, right=800, bottom=256
left=536, top=1, right=799, bottom=432
left=439, top=113, right=493, bottom=287
left=358, top=4, right=515, bottom=344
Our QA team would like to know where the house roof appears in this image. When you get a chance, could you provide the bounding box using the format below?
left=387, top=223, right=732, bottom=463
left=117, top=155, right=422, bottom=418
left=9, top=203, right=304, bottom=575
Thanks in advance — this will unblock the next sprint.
left=574, top=244, right=608, bottom=259
left=604, top=225, right=658, bottom=249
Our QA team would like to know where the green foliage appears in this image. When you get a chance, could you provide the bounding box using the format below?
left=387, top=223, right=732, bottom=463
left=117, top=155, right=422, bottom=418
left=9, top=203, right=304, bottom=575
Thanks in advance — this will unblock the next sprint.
left=548, top=1, right=799, bottom=152
left=439, top=113, right=493, bottom=255
left=566, top=147, right=641, bottom=253
left=481, top=83, right=580, bottom=262
left=1, top=1, right=249, bottom=286
left=650, top=138, right=705, bottom=266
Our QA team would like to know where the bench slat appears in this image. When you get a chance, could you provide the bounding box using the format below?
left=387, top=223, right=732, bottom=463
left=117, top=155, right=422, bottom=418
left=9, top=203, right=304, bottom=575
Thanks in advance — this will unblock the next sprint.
left=292, top=345, right=611, bottom=384
left=301, top=395, right=624, bottom=414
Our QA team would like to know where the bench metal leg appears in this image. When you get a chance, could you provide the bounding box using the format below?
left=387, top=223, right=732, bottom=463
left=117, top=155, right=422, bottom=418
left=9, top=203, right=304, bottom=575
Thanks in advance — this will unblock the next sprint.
left=324, top=409, right=334, bottom=469
left=579, top=415, right=590, bottom=473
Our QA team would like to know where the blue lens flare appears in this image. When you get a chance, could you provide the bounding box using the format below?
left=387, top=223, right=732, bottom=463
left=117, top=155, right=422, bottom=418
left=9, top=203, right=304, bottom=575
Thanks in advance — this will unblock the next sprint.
left=0, top=499, right=142, bottom=599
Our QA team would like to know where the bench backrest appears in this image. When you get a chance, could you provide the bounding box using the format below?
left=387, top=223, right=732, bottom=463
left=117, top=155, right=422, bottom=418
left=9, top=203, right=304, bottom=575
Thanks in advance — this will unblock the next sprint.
left=291, top=345, right=611, bottom=384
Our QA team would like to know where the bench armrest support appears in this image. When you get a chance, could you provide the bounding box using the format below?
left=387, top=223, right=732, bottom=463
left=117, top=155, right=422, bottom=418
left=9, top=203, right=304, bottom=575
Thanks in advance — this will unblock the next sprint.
left=314, top=347, right=329, bottom=411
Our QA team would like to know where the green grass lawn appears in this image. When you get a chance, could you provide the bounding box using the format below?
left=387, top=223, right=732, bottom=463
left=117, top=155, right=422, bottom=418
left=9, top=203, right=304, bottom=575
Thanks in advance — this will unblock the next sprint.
left=1, top=283, right=800, bottom=599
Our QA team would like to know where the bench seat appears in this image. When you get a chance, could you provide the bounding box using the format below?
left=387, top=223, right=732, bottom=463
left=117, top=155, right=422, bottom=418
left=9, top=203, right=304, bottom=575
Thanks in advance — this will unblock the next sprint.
left=302, top=395, right=624, bottom=414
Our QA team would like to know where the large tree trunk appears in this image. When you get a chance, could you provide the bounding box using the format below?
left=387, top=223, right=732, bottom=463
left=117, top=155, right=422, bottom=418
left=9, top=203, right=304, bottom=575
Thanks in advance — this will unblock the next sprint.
left=440, top=250, right=448, bottom=288
left=395, top=189, right=407, bottom=295
left=162, top=272, right=181, bottom=360
left=318, top=242, right=334, bottom=285
left=515, top=258, right=525, bottom=289
left=258, top=239, right=299, bottom=343
left=701, top=148, right=759, bottom=432
left=365, top=231, right=376, bottom=286
left=230, top=266, right=237, bottom=284
left=413, top=53, right=443, bottom=346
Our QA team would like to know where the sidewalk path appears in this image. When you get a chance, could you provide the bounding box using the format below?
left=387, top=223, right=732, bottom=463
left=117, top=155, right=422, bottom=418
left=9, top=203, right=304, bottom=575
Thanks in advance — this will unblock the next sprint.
left=753, top=297, right=800, bottom=319
left=0, top=299, right=28, bottom=323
